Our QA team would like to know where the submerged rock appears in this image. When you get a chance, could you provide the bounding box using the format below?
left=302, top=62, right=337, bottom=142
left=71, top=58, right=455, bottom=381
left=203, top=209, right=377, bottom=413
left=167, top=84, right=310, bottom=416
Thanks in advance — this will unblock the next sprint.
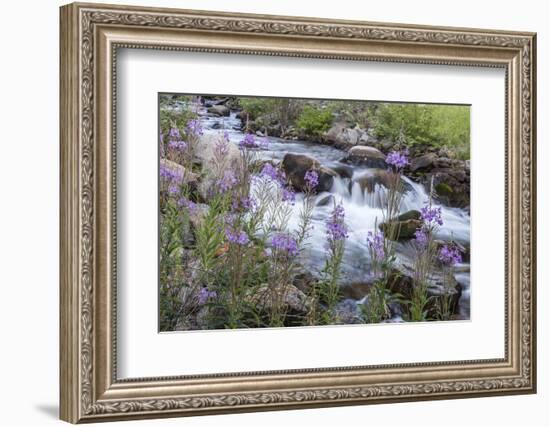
left=316, top=194, right=335, bottom=207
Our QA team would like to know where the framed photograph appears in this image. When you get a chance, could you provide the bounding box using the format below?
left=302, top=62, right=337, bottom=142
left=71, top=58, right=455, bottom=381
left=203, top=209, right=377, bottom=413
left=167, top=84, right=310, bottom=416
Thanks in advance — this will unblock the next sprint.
left=60, top=2, right=537, bottom=423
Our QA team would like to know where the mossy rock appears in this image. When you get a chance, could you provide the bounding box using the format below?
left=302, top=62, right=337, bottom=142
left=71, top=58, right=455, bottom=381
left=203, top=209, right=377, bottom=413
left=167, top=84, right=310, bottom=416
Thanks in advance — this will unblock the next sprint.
left=435, top=182, right=454, bottom=197
left=395, top=209, right=421, bottom=222
left=379, top=218, right=422, bottom=240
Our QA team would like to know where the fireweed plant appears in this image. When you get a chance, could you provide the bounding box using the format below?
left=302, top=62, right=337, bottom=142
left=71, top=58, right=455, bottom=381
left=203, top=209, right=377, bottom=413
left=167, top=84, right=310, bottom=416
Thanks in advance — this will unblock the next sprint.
left=409, top=196, right=442, bottom=321
left=159, top=120, right=204, bottom=330
left=360, top=148, right=409, bottom=323
left=317, top=201, right=348, bottom=325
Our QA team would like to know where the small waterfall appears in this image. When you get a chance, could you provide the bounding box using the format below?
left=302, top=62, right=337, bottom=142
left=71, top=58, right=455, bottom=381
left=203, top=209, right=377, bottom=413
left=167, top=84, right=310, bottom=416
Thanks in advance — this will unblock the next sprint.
left=330, top=176, right=351, bottom=200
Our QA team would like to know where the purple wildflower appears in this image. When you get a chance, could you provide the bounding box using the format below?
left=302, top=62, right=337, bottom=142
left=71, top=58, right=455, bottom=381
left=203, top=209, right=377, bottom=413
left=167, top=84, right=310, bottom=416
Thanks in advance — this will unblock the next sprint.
left=260, top=163, right=281, bottom=181
left=216, top=170, right=238, bottom=192
left=438, top=244, right=462, bottom=265
left=160, top=163, right=184, bottom=183
left=225, top=228, right=249, bottom=246
left=270, top=233, right=299, bottom=257
left=168, top=139, right=187, bottom=151
left=304, top=170, right=319, bottom=189
left=326, top=202, right=348, bottom=242
left=177, top=197, right=196, bottom=211
left=168, top=182, right=180, bottom=196
left=366, top=230, right=385, bottom=260
left=214, top=136, right=230, bottom=158
left=186, top=119, right=203, bottom=136
left=420, top=204, right=444, bottom=226
left=168, top=127, right=181, bottom=140
left=198, top=287, right=217, bottom=305
left=239, top=133, right=260, bottom=149
left=385, top=150, right=409, bottom=170
left=282, top=187, right=296, bottom=204
left=414, top=228, right=429, bottom=247
left=231, top=196, right=256, bottom=212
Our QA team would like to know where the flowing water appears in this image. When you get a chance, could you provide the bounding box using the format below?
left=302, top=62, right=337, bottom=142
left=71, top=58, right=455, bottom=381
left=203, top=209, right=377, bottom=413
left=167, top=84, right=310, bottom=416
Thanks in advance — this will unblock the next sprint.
left=197, top=107, right=471, bottom=318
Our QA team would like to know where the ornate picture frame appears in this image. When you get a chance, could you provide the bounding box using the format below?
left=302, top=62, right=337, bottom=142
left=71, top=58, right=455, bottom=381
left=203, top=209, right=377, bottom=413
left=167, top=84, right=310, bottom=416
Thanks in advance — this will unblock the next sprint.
left=60, top=2, right=536, bottom=423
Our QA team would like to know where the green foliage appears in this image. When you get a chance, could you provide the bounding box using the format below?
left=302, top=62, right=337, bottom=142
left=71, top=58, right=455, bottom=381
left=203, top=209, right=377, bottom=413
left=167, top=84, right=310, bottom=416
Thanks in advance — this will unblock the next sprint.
left=372, top=103, right=470, bottom=159
left=326, top=100, right=377, bottom=129
left=239, top=98, right=273, bottom=121
left=296, top=105, right=333, bottom=138
left=240, top=98, right=302, bottom=131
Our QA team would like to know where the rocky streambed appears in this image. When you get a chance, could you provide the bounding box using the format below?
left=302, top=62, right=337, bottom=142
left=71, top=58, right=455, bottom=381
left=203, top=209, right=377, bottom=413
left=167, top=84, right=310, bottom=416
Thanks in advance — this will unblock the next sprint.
left=166, top=96, right=471, bottom=322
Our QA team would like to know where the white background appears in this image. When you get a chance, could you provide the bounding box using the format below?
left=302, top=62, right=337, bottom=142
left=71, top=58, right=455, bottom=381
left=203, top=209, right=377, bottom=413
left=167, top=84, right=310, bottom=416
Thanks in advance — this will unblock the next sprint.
left=0, top=0, right=546, bottom=426
left=118, top=50, right=504, bottom=377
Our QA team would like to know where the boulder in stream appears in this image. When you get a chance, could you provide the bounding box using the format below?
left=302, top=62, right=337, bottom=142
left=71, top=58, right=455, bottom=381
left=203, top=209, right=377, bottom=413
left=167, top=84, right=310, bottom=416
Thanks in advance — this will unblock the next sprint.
left=207, top=105, right=231, bottom=116
left=281, top=153, right=337, bottom=193
left=379, top=217, right=422, bottom=240
left=342, top=146, right=386, bottom=168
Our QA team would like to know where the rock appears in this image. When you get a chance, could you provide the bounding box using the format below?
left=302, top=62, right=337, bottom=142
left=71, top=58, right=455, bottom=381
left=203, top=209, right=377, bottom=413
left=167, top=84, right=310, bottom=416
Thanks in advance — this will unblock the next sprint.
left=395, top=209, right=421, bottom=221
left=354, top=169, right=393, bottom=193
left=194, top=133, right=240, bottom=171
left=341, top=282, right=372, bottom=300
left=203, top=97, right=229, bottom=107
left=342, top=146, right=386, bottom=168
left=281, top=153, right=337, bottom=193
left=324, top=122, right=362, bottom=148
left=293, top=270, right=317, bottom=294
left=434, top=157, right=452, bottom=168
left=386, top=267, right=462, bottom=320
left=379, top=218, right=422, bottom=240
left=248, top=283, right=310, bottom=317
left=330, top=163, right=354, bottom=179
left=316, top=194, right=335, bottom=207
left=334, top=299, right=363, bottom=324
left=207, top=105, right=230, bottom=116
left=236, top=110, right=248, bottom=121
left=410, top=153, right=438, bottom=172
left=353, top=170, right=413, bottom=194
left=358, top=132, right=371, bottom=145
left=160, top=158, right=198, bottom=184
left=427, top=169, right=470, bottom=208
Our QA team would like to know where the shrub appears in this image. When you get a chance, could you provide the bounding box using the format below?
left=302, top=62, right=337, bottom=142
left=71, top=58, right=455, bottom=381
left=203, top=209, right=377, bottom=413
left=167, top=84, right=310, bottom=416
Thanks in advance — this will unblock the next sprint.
left=372, top=103, right=470, bottom=158
left=296, top=105, right=333, bottom=138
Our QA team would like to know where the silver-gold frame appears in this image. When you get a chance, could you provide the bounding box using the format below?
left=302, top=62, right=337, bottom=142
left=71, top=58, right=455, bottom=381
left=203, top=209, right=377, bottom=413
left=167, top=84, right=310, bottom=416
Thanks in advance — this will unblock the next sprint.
left=60, top=2, right=537, bottom=423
